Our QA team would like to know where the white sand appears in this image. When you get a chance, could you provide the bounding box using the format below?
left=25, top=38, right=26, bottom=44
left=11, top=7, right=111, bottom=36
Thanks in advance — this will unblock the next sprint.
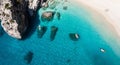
left=75, top=0, right=120, bottom=37
left=72, top=0, right=120, bottom=57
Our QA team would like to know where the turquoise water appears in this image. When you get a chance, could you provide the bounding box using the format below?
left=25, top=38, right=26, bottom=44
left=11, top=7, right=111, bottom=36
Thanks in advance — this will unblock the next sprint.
left=0, top=0, right=120, bottom=65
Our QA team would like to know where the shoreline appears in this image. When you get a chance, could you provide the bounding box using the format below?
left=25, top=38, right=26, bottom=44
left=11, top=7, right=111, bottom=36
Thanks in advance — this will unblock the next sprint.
left=70, top=0, right=120, bottom=56
left=80, top=0, right=120, bottom=37
left=73, top=0, right=120, bottom=37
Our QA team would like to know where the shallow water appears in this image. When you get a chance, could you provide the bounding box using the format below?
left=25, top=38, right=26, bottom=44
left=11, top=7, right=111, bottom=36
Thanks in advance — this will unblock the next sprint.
left=0, top=0, right=120, bottom=65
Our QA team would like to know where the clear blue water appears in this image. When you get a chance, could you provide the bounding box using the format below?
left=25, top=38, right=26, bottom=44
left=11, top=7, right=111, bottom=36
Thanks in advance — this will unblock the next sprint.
left=0, top=0, right=120, bottom=65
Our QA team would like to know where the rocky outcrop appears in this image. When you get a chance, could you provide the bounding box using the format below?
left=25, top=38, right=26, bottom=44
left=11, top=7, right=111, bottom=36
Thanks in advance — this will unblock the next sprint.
left=56, top=12, right=61, bottom=20
left=69, top=33, right=79, bottom=41
left=24, top=51, right=34, bottom=64
left=37, top=25, right=47, bottom=38
left=50, top=26, right=58, bottom=41
left=41, top=11, right=55, bottom=22
left=28, top=0, right=40, bottom=16
left=0, top=0, right=29, bottom=39
left=0, top=0, right=40, bottom=39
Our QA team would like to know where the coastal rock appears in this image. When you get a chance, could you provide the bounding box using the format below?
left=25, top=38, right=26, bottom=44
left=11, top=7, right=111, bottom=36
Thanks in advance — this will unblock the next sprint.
left=41, top=2, right=48, bottom=8
left=47, top=0, right=58, bottom=9
left=69, top=33, right=79, bottom=41
left=63, top=6, right=68, bottom=10
left=56, top=12, right=61, bottom=20
left=28, top=0, right=40, bottom=16
left=40, top=0, right=47, bottom=6
left=0, top=0, right=29, bottom=39
left=41, top=11, right=55, bottom=22
left=0, top=0, right=40, bottom=39
left=24, top=51, right=34, bottom=64
left=0, top=26, right=4, bottom=36
left=50, top=26, right=58, bottom=41
left=37, top=25, right=47, bottom=38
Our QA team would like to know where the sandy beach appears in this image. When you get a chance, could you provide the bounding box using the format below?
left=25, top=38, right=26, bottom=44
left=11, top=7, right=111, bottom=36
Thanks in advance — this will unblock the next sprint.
left=74, top=0, right=120, bottom=37
left=70, top=0, right=120, bottom=56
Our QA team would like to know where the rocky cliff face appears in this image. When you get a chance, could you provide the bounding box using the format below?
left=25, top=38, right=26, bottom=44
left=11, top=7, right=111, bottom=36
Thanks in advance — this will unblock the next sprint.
left=28, top=0, right=40, bottom=16
left=0, top=0, right=40, bottom=39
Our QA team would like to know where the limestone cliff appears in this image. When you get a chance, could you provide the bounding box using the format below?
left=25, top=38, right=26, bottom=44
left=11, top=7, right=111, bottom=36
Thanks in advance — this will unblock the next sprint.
left=0, top=0, right=40, bottom=39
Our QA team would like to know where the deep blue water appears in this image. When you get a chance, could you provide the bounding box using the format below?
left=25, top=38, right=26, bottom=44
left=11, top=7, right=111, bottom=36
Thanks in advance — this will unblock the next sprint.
left=0, top=0, right=120, bottom=65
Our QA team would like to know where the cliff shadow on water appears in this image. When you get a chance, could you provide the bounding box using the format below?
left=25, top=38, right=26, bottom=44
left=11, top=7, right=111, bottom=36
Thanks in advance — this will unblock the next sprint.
left=21, top=10, right=40, bottom=40
left=0, top=21, right=5, bottom=36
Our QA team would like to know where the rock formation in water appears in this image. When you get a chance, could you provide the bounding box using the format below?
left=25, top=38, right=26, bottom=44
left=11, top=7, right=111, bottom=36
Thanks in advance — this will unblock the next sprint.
left=50, top=26, right=58, bottom=41
left=56, top=12, right=61, bottom=20
left=28, top=0, right=41, bottom=16
left=0, top=0, right=40, bottom=39
left=63, top=6, right=68, bottom=10
left=69, top=33, right=79, bottom=41
left=24, top=51, right=34, bottom=64
left=41, top=11, right=55, bottom=22
left=37, top=25, right=47, bottom=38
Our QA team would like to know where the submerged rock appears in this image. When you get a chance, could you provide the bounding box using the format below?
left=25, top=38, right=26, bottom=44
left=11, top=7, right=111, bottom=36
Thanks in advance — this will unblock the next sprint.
left=56, top=12, right=61, bottom=20
left=69, top=33, right=79, bottom=41
left=37, top=25, right=47, bottom=38
left=63, top=6, right=67, bottom=10
left=41, top=11, right=55, bottom=22
left=24, top=51, right=33, bottom=64
left=66, top=59, right=71, bottom=63
left=50, top=26, right=58, bottom=41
